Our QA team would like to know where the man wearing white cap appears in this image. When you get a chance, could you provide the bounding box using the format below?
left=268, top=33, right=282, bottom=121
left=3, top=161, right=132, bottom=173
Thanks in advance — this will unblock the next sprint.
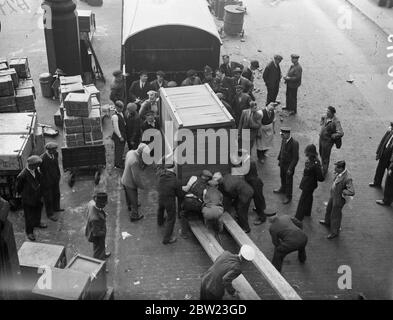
left=16, top=156, right=46, bottom=241
left=40, top=142, right=63, bottom=221
left=121, top=143, right=150, bottom=222
left=200, top=245, right=255, bottom=300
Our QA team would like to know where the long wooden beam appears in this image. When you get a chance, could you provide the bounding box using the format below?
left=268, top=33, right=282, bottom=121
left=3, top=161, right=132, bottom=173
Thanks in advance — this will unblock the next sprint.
left=188, top=219, right=260, bottom=300
left=222, top=212, right=301, bottom=300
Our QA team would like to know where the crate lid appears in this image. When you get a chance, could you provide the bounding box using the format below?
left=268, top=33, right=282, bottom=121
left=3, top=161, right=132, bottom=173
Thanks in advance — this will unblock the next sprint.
left=66, top=254, right=105, bottom=276
left=160, top=84, right=234, bottom=128
left=16, top=88, right=34, bottom=97
left=32, top=268, right=90, bottom=300
left=0, top=112, right=36, bottom=135
left=77, top=9, right=93, bottom=17
left=0, top=135, right=28, bottom=156
left=0, top=75, right=12, bottom=83
left=60, top=75, right=83, bottom=85
left=18, top=241, right=65, bottom=268
left=65, top=92, right=90, bottom=102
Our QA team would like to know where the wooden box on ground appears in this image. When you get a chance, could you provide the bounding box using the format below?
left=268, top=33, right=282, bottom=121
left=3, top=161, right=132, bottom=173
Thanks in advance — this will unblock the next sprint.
left=0, top=112, right=37, bottom=135
left=0, top=96, right=17, bottom=113
left=0, top=135, right=33, bottom=171
left=66, top=254, right=107, bottom=300
left=15, top=88, right=35, bottom=112
left=32, top=268, right=90, bottom=300
left=9, top=58, right=30, bottom=78
left=60, top=82, right=84, bottom=102
left=0, top=68, right=18, bottom=87
left=18, top=78, right=36, bottom=98
left=18, top=242, right=67, bottom=297
left=0, top=75, right=14, bottom=96
left=64, top=92, right=92, bottom=117
left=59, top=75, right=83, bottom=86
left=160, top=84, right=235, bottom=184
left=84, top=84, right=100, bottom=101
left=61, top=144, right=106, bottom=169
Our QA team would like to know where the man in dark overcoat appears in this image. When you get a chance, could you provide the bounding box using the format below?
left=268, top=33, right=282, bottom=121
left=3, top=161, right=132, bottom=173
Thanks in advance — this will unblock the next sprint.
left=263, top=55, right=282, bottom=106
left=283, top=54, right=302, bottom=115
left=274, top=127, right=299, bottom=204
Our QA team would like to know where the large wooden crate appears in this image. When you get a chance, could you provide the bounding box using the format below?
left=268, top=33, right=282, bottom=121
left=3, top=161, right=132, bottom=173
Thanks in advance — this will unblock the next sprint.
left=0, top=112, right=37, bottom=135
left=160, top=84, right=235, bottom=184
left=0, top=95, right=17, bottom=113
left=0, top=75, right=14, bottom=96
left=0, top=134, right=33, bottom=171
left=15, top=88, right=35, bottom=112
left=66, top=254, right=107, bottom=300
left=0, top=68, right=18, bottom=87
left=32, top=268, right=90, bottom=300
left=9, top=57, right=30, bottom=78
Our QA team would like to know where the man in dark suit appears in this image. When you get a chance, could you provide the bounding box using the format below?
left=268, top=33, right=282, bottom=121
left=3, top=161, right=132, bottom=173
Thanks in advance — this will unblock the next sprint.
left=150, top=70, right=168, bottom=92
left=232, top=85, right=252, bottom=126
left=219, top=54, right=233, bottom=77
left=85, top=192, right=111, bottom=260
left=267, top=212, right=308, bottom=272
left=125, top=103, right=141, bottom=151
left=242, top=60, right=259, bottom=82
left=263, top=55, right=282, bottom=106
left=16, top=156, right=46, bottom=241
left=232, top=67, right=254, bottom=100
left=283, top=54, right=302, bottom=115
left=274, top=127, right=299, bottom=204
left=370, top=123, right=393, bottom=188
left=200, top=245, right=255, bottom=300
left=111, top=101, right=127, bottom=169
left=128, top=70, right=152, bottom=105
left=320, top=161, right=355, bottom=239
left=376, top=151, right=393, bottom=206
left=40, top=142, right=63, bottom=222
left=215, top=69, right=236, bottom=104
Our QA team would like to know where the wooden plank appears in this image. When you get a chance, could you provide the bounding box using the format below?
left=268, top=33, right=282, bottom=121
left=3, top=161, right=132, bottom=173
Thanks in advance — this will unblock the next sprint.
left=222, top=212, right=301, bottom=300
left=188, top=219, right=260, bottom=300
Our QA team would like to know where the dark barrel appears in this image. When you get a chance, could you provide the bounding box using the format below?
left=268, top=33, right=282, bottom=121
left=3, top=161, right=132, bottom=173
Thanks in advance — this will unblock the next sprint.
left=39, top=73, right=54, bottom=98
left=224, top=5, right=246, bottom=35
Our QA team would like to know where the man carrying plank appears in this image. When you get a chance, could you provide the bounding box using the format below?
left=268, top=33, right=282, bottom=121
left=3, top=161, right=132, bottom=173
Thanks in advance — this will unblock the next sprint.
left=200, top=245, right=255, bottom=300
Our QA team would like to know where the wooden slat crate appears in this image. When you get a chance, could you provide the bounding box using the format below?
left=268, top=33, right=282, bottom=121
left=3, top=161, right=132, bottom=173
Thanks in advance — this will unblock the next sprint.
left=0, top=96, right=17, bottom=113
left=0, top=68, right=18, bottom=87
left=18, top=78, right=36, bottom=99
left=0, top=75, right=14, bottom=97
left=9, top=57, right=30, bottom=78
left=15, top=88, right=35, bottom=112
left=64, top=92, right=92, bottom=117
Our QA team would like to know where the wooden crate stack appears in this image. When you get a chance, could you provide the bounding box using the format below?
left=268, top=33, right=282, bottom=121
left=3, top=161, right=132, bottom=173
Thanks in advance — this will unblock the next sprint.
left=59, top=79, right=103, bottom=148
left=0, top=57, right=35, bottom=113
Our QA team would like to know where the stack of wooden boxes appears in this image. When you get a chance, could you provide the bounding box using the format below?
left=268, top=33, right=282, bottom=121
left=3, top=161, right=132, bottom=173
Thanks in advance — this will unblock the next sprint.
left=0, top=57, right=35, bottom=113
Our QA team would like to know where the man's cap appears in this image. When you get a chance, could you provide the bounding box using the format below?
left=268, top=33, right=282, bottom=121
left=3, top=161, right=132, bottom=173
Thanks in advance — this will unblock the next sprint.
left=274, top=54, right=283, bottom=60
left=213, top=172, right=223, bottom=181
left=233, top=67, right=243, bottom=74
left=27, top=155, right=42, bottom=165
left=112, top=70, right=122, bottom=77
left=208, top=179, right=219, bottom=187
left=201, top=170, right=213, bottom=179
left=167, top=81, right=177, bottom=87
left=327, top=106, right=336, bottom=114
left=240, top=245, right=255, bottom=261
left=115, top=100, right=124, bottom=108
left=222, top=54, right=230, bottom=59
left=204, top=65, right=213, bottom=74
left=334, top=160, right=346, bottom=168
left=291, top=54, right=300, bottom=59
left=95, top=192, right=108, bottom=204
left=250, top=60, right=259, bottom=68
left=147, top=90, right=157, bottom=96
left=265, top=209, right=277, bottom=217
left=156, top=70, right=165, bottom=77
left=139, top=70, right=148, bottom=76
left=45, top=142, right=58, bottom=150
left=280, top=127, right=291, bottom=133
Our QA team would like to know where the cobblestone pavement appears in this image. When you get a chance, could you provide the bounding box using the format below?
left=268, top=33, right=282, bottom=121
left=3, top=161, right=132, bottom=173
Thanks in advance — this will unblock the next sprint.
left=1, top=0, right=392, bottom=299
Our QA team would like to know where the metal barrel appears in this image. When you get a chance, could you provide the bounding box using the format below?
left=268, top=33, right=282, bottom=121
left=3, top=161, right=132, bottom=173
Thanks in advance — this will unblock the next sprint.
left=39, top=73, right=54, bottom=98
left=223, top=5, right=246, bottom=35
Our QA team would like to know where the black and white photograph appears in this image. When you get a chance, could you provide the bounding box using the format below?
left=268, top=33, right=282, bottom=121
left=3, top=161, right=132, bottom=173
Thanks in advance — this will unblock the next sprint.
left=0, top=0, right=392, bottom=308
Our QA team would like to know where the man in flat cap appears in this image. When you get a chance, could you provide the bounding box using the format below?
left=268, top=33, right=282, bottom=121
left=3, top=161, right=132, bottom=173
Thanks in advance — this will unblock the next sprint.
left=283, top=54, right=302, bottom=115
left=200, top=245, right=255, bottom=300
left=110, top=70, right=125, bottom=104
left=139, top=90, right=159, bottom=121
left=16, top=156, right=46, bottom=241
left=267, top=212, right=308, bottom=272
left=156, top=155, right=184, bottom=245
left=263, top=55, right=283, bottom=106
left=150, top=70, right=168, bottom=92
left=85, top=192, right=111, bottom=260
left=179, top=170, right=213, bottom=238
left=319, top=106, right=344, bottom=177
left=274, top=127, right=299, bottom=204
left=122, top=143, right=150, bottom=222
left=232, top=67, right=254, bottom=100
left=181, top=70, right=202, bottom=87
left=40, top=142, right=63, bottom=222
left=319, top=161, right=355, bottom=239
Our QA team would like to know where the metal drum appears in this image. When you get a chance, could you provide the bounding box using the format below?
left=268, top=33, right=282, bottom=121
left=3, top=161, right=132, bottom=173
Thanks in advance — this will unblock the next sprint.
left=223, top=5, right=246, bottom=36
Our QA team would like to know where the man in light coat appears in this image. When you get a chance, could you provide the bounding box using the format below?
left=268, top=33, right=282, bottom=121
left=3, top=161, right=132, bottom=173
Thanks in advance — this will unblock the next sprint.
left=319, top=161, right=355, bottom=239
left=121, top=143, right=150, bottom=222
